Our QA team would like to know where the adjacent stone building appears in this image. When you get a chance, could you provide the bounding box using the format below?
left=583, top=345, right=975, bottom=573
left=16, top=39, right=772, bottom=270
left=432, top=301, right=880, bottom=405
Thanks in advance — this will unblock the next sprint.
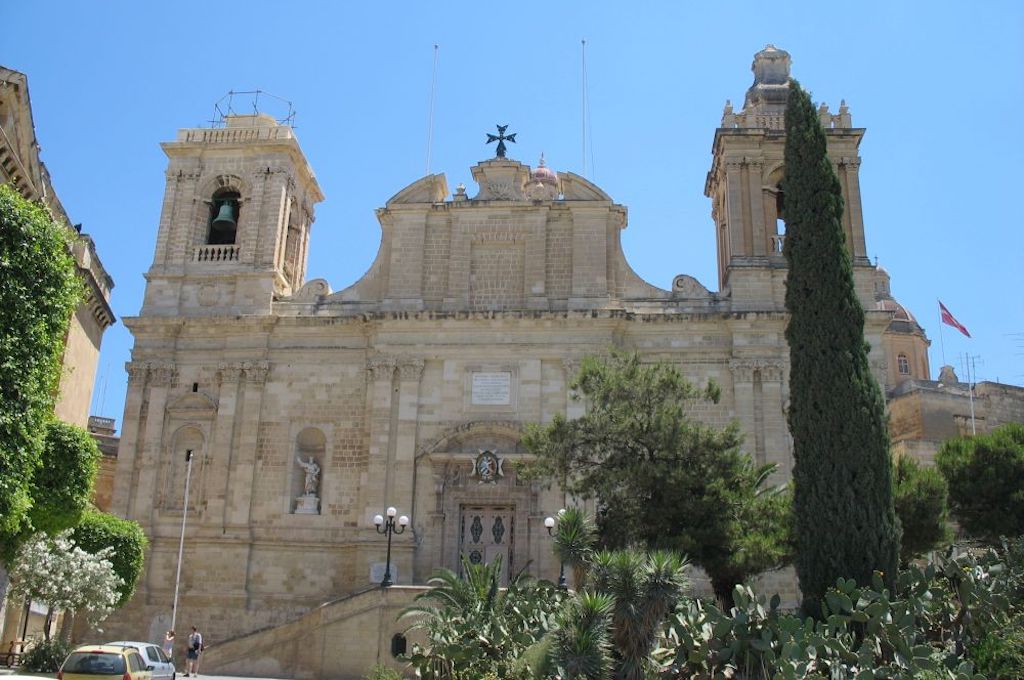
left=0, top=65, right=116, bottom=654
left=890, top=367, right=1024, bottom=465
left=105, top=47, right=933, bottom=676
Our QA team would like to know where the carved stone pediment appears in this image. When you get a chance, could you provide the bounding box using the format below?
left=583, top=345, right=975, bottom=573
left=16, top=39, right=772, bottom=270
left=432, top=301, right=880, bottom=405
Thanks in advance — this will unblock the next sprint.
left=166, top=392, right=218, bottom=419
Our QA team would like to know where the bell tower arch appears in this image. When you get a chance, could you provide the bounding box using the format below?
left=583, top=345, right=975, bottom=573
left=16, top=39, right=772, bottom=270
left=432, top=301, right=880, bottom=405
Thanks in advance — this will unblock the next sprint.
left=142, top=113, right=323, bottom=316
left=705, top=45, right=871, bottom=306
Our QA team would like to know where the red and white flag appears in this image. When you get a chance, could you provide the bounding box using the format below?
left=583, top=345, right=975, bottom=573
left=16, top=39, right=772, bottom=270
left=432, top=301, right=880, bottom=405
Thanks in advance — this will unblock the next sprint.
left=938, top=301, right=971, bottom=338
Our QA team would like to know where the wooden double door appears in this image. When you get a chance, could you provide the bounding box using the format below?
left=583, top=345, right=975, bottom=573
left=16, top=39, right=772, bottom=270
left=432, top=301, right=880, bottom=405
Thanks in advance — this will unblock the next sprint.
left=459, top=505, right=514, bottom=585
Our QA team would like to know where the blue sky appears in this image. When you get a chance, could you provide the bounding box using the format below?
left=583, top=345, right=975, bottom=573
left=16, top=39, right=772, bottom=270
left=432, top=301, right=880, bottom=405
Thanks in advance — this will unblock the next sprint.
left=5, top=1, right=1022, bottom=427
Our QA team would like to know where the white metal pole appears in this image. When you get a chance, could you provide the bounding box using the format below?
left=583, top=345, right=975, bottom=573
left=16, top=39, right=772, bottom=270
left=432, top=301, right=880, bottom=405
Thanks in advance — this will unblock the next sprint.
left=968, top=356, right=977, bottom=435
left=425, top=44, right=439, bottom=176
left=170, top=450, right=194, bottom=632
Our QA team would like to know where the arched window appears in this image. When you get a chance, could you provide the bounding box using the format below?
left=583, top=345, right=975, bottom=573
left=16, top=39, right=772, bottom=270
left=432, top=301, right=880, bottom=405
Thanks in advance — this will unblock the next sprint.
left=207, top=189, right=240, bottom=245
left=163, top=426, right=204, bottom=510
left=897, top=353, right=910, bottom=375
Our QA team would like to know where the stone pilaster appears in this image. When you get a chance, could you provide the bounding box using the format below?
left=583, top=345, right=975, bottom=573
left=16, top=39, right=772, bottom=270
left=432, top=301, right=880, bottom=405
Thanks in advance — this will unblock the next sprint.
left=731, top=358, right=788, bottom=480
left=839, top=156, right=867, bottom=261
left=524, top=209, right=549, bottom=309
left=745, top=159, right=766, bottom=257
left=206, top=363, right=242, bottom=529
left=391, top=359, right=424, bottom=506
left=364, top=356, right=396, bottom=516
left=226, top=361, right=269, bottom=527
left=112, top=361, right=148, bottom=518
left=562, top=358, right=585, bottom=420
left=133, top=362, right=176, bottom=524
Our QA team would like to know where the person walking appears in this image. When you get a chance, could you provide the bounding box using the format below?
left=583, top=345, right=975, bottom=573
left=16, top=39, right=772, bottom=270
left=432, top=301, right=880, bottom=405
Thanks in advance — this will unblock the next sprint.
left=162, top=630, right=175, bottom=662
left=186, top=626, right=203, bottom=677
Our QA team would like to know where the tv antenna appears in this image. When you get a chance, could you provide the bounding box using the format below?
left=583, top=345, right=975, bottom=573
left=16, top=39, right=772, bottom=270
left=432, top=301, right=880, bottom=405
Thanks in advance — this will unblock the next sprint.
left=209, top=90, right=296, bottom=128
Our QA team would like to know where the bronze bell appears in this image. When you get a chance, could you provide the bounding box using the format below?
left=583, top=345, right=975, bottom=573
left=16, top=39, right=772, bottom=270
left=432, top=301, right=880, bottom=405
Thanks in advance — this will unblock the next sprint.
left=211, top=202, right=236, bottom=232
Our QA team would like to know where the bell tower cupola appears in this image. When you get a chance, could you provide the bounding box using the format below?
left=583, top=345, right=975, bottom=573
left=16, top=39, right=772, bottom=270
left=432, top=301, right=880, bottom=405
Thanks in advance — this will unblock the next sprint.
left=142, top=113, right=323, bottom=316
left=705, top=46, right=871, bottom=307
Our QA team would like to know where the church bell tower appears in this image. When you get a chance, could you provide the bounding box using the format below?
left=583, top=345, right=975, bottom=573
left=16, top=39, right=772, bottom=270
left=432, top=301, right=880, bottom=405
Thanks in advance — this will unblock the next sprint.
left=705, top=45, right=872, bottom=307
left=142, top=113, right=323, bottom=316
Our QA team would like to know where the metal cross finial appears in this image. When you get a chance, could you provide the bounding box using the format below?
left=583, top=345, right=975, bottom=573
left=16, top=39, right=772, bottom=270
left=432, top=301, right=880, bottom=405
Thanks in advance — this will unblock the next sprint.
left=486, top=124, right=517, bottom=158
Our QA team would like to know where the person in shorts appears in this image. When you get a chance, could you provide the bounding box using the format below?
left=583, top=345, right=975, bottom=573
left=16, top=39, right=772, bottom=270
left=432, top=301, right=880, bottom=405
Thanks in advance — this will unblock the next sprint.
left=186, top=626, right=203, bottom=677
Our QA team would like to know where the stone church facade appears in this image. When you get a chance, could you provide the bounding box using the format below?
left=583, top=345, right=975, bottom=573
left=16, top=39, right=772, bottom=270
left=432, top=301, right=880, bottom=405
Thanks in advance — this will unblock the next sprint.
left=107, top=46, right=929, bottom=647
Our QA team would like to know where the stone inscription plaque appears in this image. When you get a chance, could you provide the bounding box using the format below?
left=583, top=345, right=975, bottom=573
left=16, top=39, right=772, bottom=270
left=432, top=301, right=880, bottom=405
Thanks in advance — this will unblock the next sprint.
left=471, top=372, right=512, bottom=405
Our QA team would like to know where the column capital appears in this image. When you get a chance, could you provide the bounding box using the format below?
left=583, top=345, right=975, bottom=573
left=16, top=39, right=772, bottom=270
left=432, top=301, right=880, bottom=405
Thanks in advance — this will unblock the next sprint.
left=217, top=363, right=244, bottom=384
left=243, top=360, right=270, bottom=384
left=125, top=361, right=148, bottom=386
left=367, top=355, right=397, bottom=380
left=397, top=358, right=425, bottom=381
left=730, top=358, right=785, bottom=383
left=147, top=362, right=177, bottom=387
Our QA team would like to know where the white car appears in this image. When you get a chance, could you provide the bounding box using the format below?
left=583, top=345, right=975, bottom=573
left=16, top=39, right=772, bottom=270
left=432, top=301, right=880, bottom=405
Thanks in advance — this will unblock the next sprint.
left=106, top=642, right=174, bottom=680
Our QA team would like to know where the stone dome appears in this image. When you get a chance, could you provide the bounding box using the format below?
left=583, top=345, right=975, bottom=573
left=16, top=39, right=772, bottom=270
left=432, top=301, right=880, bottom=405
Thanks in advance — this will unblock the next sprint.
left=525, top=154, right=559, bottom=200
left=531, top=154, right=558, bottom=185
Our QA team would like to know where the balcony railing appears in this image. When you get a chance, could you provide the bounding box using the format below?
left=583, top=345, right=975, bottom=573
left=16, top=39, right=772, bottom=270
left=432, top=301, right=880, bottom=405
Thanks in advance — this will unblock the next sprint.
left=769, top=234, right=786, bottom=254
left=193, top=244, right=239, bottom=262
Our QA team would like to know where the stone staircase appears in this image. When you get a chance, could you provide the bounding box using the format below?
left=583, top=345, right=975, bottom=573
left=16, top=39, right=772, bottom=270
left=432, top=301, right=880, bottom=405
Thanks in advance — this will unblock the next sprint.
left=199, top=586, right=428, bottom=680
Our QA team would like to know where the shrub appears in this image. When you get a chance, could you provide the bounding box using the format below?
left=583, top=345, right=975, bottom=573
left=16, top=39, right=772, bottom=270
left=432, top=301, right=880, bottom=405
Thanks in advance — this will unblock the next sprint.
left=362, top=664, right=402, bottom=680
left=21, top=637, right=72, bottom=673
left=71, top=510, right=148, bottom=606
left=972, top=613, right=1024, bottom=680
left=663, top=545, right=1013, bottom=679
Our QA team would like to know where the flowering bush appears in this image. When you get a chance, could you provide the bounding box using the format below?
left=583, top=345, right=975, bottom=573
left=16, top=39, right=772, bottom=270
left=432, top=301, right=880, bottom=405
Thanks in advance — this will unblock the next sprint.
left=8, top=530, right=123, bottom=634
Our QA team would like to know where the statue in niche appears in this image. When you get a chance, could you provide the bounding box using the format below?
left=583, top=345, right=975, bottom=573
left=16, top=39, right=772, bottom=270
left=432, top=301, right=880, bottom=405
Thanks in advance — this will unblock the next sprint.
left=296, top=456, right=320, bottom=496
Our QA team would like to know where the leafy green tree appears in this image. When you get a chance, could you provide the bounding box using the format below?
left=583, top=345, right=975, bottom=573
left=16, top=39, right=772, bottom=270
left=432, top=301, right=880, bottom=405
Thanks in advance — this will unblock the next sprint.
left=937, top=423, right=1024, bottom=542
left=0, top=184, right=83, bottom=539
left=893, top=454, right=951, bottom=561
left=28, top=421, right=101, bottom=535
left=521, top=351, right=792, bottom=607
left=70, top=510, right=148, bottom=607
left=782, top=79, right=899, bottom=615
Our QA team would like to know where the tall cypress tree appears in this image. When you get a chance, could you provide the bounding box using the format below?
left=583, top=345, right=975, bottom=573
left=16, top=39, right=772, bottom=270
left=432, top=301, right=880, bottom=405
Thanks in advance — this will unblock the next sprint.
left=782, top=80, right=899, bottom=616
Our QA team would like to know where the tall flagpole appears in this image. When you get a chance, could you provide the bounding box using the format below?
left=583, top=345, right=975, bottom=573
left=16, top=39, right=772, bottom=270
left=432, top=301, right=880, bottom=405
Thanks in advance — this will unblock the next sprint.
left=170, top=449, right=195, bottom=632
left=936, top=299, right=947, bottom=367
left=581, top=39, right=587, bottom=178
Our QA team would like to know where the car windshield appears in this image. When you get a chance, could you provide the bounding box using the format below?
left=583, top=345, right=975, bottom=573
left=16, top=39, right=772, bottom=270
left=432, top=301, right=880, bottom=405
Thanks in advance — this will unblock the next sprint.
left=62, top=652, right=127, bottom=675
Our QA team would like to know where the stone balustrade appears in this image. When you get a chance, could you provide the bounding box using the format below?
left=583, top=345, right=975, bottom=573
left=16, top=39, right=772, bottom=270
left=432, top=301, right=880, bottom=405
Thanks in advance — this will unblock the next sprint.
left=194, top=244, right=240, bottom=262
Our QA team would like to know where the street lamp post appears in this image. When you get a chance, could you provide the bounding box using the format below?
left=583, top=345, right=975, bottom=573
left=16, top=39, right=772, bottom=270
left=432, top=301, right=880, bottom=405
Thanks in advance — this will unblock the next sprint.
left=544, top=509, right=568, bottom=589
left=373, top=506, right=408, bottom=588
left=170, top=449, right=195, bottom=632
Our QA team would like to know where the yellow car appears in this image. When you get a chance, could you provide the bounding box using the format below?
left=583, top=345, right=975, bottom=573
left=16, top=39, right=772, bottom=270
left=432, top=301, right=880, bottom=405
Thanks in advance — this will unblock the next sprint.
left=59, top=645, right=153, bottom=680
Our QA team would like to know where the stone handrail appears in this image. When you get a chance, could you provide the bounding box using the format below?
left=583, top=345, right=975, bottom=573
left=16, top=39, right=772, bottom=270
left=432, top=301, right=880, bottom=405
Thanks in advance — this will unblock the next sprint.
left=178, top=126, right=294, bottom=144
left=770, top=234, right=786, bottom=254
left=193, top=244, right=240, bottom=262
